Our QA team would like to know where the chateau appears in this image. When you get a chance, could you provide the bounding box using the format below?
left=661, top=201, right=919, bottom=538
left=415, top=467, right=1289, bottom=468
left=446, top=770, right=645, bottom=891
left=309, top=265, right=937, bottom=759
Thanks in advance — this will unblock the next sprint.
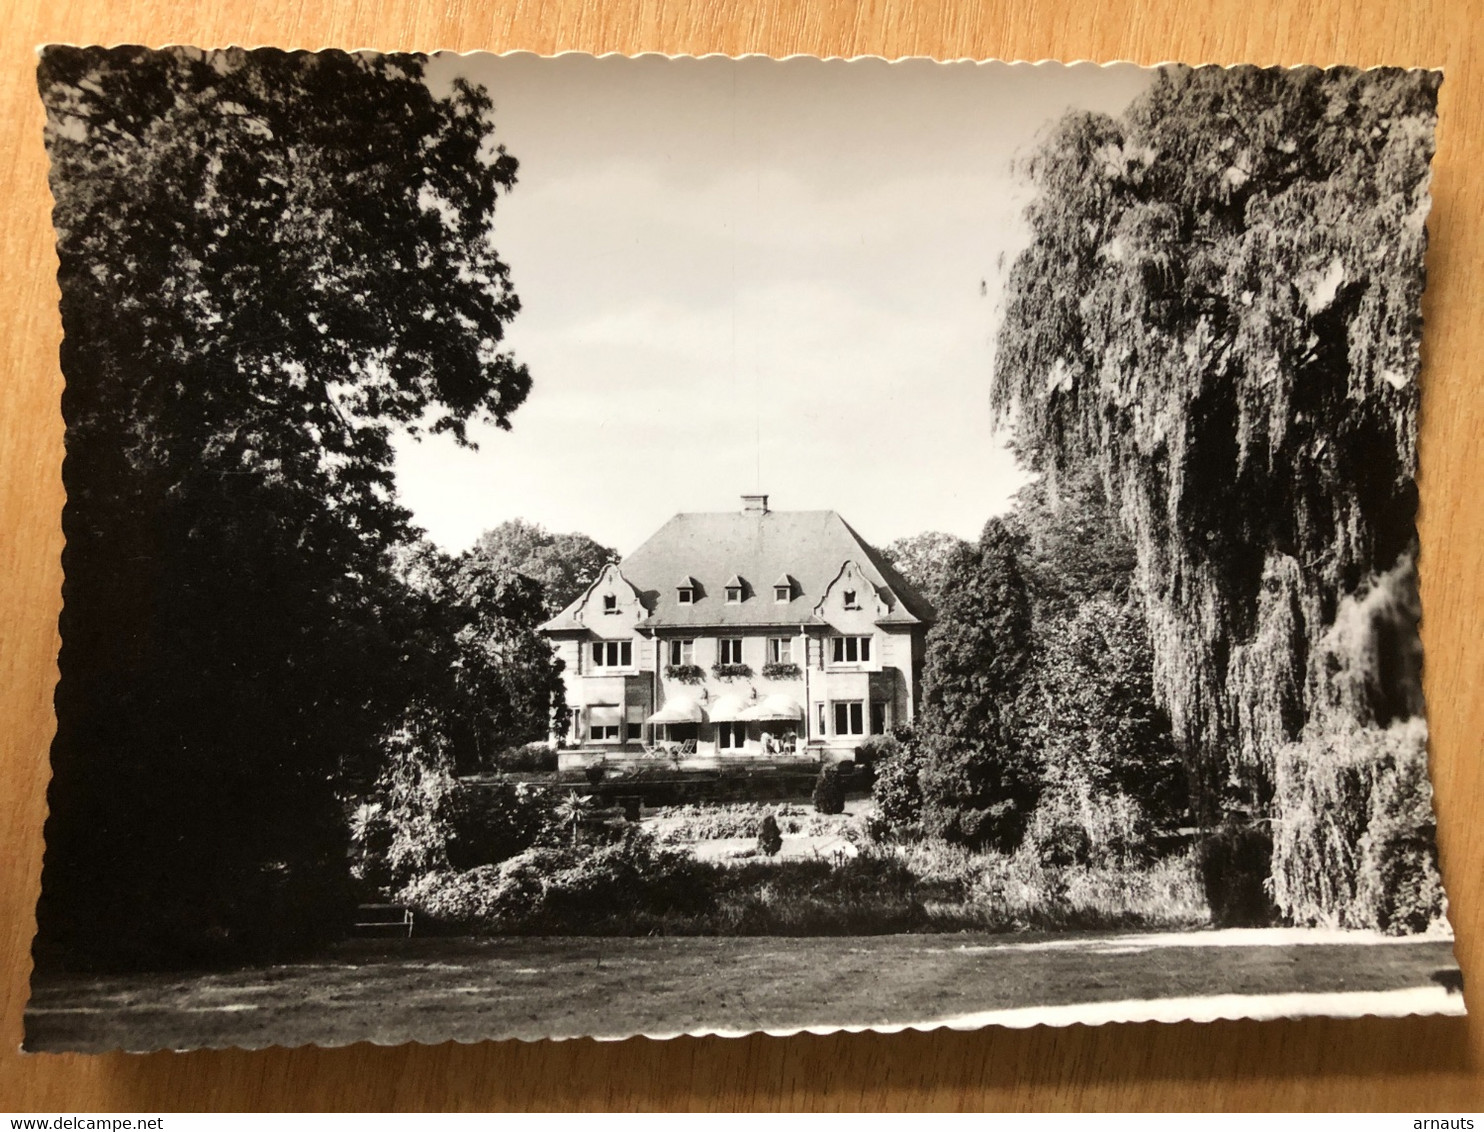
left=539, top=495, right=934, bottom=763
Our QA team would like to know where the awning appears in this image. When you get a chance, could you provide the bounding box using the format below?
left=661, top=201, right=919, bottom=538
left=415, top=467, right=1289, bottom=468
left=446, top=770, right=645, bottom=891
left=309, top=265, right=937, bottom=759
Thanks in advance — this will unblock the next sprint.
left=708, top=694, right=751, bottom=722
left=740, top=694, right=805, bottom=722
left=646, top=699, right=704, bottom=725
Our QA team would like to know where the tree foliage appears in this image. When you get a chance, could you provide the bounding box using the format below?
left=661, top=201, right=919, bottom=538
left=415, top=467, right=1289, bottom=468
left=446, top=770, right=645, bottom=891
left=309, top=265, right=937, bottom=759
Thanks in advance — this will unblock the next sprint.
left=393, top=542, right=567, bottom=774
left=993, top=66, right=1438, bottom=819
left=469, top=519, right=619, bottom=615
left=37, top=46, right=529, bottom=967
left=915, top=520, right=1038, bottom=851
left=880, top=531, right=971, bottom=613
left=1007, top=464, right=1137, bottom=621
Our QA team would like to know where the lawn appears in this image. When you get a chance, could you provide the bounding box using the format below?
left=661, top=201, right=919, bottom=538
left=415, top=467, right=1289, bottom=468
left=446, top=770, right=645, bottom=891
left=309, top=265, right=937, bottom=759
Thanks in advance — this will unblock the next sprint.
left=25, top=929, right=1462, bottom=1052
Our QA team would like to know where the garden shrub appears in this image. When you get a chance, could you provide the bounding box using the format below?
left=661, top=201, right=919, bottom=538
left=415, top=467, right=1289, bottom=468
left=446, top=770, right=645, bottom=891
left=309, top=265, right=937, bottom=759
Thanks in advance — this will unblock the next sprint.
left=813, top=765, right=845, bottom=815
left=1024, top=779, right=1149, bottom=868
left=540, top=828, right=714, bottom=925
left=652, top=802, right=817, bottom=840
left=757, top=814, right=783, bottom=856
left=1198, top=821, right=1278, bottom=928
left=870, top=733, right=923, bottom=832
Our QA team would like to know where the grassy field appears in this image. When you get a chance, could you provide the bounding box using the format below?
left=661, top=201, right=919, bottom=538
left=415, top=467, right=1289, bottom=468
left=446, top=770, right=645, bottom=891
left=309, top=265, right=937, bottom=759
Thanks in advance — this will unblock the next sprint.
left=25, top=930, right=1461, bottom=1052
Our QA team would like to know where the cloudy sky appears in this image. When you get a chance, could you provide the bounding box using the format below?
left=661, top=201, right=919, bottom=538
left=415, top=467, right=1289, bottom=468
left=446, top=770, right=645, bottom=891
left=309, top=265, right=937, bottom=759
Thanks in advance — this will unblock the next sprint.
left=395, top=54, right=1152, bottom=555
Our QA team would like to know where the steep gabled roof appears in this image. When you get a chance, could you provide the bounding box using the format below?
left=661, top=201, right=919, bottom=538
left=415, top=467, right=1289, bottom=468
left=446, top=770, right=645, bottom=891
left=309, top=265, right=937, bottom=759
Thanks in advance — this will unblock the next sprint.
left=542, top=509, right=934, bottom=631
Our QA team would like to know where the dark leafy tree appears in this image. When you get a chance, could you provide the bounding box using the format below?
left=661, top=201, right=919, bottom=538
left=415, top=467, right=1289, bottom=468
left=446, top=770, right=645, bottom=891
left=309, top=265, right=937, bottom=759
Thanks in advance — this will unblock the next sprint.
left=916, top=520, right=1038, bottom=851
left=993, top=66, right=1437, bottom=823
left=1007, top=465, right=1137, bottom=621
left=880, top=531, right=971, bottom=613
left=393, top=541, right=567, bottom=775
left=37, top=46, right=528, bottom=967
left=469, top=520, right=619, bottom=615
left=1023, top=598, right=1187, bottom=834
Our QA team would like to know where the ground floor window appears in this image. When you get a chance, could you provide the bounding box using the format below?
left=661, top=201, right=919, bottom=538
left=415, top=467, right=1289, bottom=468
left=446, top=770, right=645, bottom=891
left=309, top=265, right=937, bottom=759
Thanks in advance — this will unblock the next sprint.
left=768, top=637, right=793, bottom=663
left=871, top=702, right=887, bottom=735
left=667, top=638, right=694, bottom=665
left=832, top=700, right=864, bottom=736
left=717, top=721, right=746, bottom=750
left=590, top=724, right=621, bottom=741
left=718, top=637, right=744, bottom=665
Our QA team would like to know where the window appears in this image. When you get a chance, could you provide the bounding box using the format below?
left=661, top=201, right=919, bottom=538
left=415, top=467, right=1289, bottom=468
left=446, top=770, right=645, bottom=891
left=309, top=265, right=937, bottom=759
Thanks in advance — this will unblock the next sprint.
left=832, top=701, right=865, bottom=736
left=626, top=722, right=642, bottom=742
left=816, top=703, right=828, bottom=736
left=590, top=640, right=633, bottom=669
left=843, top=589, right=859, bottom=609
left=590, top=724, right=621, bottom=741
left=718, top=638, right=744, bottom=665
left=725, top=586, right=742, bottom=604
left=677, top=587, right=694, bottom=604
left=602, top=594, right=618, bottom=614
left=775, top=585, right=790, bottom=603
left=717, top=721, right=746, bottom=750
left=768, top=637, right=793, bottom=664
left=830, top=635, right=872, bottom=664
left=667, top=639, right=695, bottom=666
left=870, top=702, right=887, bottom=735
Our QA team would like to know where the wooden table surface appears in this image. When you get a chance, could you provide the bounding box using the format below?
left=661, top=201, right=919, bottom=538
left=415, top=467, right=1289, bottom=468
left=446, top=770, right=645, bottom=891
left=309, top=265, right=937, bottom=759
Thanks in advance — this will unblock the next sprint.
left=2, top=0, right=1482, bottom=1112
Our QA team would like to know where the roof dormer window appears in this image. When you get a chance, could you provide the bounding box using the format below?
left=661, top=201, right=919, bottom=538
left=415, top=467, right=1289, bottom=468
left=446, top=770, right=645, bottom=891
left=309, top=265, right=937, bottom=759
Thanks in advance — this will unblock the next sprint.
left=676, top=575, right=697, bottom=605
left=773, top=573, right=794, bottom=603
left=724, top=574, right=745, bottom=604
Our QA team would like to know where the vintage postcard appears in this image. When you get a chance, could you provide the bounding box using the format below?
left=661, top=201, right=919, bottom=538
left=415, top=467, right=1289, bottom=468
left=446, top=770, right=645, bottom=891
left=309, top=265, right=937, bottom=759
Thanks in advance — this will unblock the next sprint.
left=27, top=47, right=1460, bottom=1052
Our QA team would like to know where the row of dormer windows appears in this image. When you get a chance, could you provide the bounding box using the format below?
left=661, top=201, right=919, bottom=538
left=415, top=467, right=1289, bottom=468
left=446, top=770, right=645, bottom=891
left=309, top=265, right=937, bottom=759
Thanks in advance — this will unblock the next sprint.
left=675, top=575, right=861, bottom=608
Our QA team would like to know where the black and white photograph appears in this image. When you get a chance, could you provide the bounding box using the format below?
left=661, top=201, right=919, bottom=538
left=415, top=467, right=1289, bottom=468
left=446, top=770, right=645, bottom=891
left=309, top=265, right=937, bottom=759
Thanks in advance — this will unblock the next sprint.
left=25, top=46, right=1460, bottom=1052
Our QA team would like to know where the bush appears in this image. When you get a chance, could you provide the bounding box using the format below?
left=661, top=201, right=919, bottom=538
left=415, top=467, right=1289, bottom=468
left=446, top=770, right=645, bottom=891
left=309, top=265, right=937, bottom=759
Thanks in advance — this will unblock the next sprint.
left=539, top=829, right=715, bottom=925
left=813, top=765, right=845, bottom=815
left=400, top=830, right=714, bottom=933
left=1198, top=821, right=1278, bottom=928
left=1024, top=779, right=1149, bottom=868
left=757, top=814, right=783, bottom=856
left=1271, top=718, right=1445, bottom=933
left=869, top=734, right=922, bottom=831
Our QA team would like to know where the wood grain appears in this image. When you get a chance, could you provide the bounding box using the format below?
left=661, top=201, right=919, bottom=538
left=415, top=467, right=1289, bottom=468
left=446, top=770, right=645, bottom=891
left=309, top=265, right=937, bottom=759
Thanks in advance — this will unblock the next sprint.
left=2, top=0, right=1481, bottom=1111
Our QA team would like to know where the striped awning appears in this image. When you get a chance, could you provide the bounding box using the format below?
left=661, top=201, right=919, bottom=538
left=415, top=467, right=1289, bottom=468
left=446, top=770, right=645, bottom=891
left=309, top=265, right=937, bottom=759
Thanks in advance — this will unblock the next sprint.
left=740, top=694, right=805, bottom=722
left=646, top=698, right=705, bottom=725
left=708, top=694, right=751, bottom=723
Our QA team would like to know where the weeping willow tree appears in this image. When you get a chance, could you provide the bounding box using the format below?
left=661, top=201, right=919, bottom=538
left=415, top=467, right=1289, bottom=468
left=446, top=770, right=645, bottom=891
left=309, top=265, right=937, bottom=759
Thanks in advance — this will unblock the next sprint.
left=993, top=65, right=1443, bottom=929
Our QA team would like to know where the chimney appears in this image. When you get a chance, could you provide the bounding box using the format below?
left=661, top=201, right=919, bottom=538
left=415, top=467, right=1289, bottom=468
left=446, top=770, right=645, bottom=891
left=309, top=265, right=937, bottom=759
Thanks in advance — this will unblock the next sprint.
left=741, top=493, right=769, bottom=515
